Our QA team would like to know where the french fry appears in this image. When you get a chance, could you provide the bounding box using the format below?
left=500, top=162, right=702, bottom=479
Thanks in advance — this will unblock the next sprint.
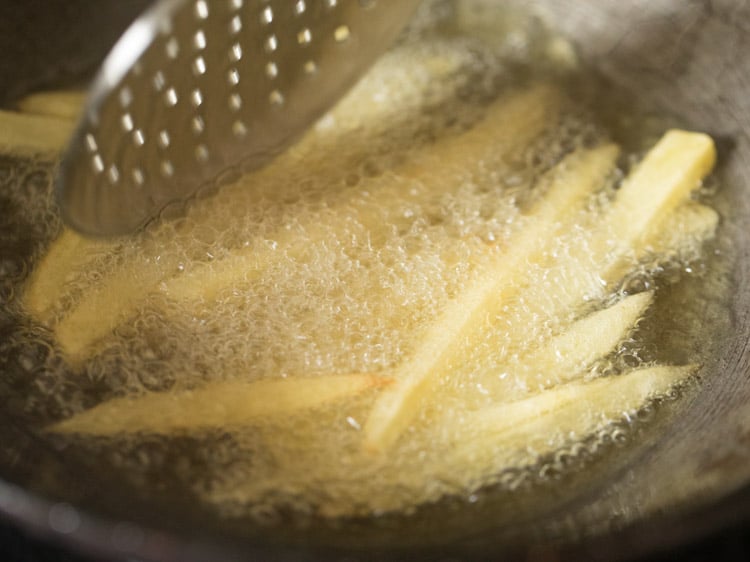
left=49, top=373, right=391, bottom=436
left=548, top=131, right=716, bottom=313
left=446, top=364, right=697, bottom=483
left=17, top=90, right=85, bottom=120
left=606, top=130, right=716, bottom=250
left=601, top=201, right=719, bottom=289
left=53, top=249, right=182, bottom=363
left=425, top=202, right=715, bottom=411
left=364, top=130, right=716, bottom=453
left=363, top=143, right=620, bottom=453
left=51, top=84, right=564, bottom=361
left=23, top=229, right=118, bottom=322
left=463, top=203, right=715, bottom=404
left=0, top=109, right=74, bottom=153
left=509, top=291, right=653, bottom=392
left=516, top=132, right=716, bottom=321
left=456, top=202, right=716, bottom=407
left=487, top=139, right=719, bottom=383
left=648, top=201, right=719, bottom=257
left=436, top=200, right=716, bottom=411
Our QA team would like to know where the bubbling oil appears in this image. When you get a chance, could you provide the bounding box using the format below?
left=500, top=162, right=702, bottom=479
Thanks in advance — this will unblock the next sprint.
left=0, top=0, right=733, bottom=523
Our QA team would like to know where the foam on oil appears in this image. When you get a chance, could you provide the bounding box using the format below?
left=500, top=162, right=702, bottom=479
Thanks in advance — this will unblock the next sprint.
left=0, top=0, right=733, bottom=521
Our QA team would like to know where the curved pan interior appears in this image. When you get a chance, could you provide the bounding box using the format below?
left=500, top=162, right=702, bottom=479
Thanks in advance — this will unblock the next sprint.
left=1, top=1, right=749, bottom=560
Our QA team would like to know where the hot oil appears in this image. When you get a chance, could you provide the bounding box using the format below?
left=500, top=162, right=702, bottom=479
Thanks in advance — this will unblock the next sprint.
left=0, top=0, right=734, bottom=526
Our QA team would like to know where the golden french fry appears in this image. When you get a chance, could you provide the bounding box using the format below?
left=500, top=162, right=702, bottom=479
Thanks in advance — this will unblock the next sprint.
left=0, top=109, right=74, bottom=153
left=447, top=364, right=697, bottom=485
left=363, top=143, right=620, bottom=453
left=50, top=374, right=390, bottom=436
left=17, top=90, right=85, bottom=120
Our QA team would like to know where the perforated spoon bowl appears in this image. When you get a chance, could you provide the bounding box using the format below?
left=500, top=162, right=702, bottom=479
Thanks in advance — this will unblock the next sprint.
left=56, top=0, right=421, bottom=237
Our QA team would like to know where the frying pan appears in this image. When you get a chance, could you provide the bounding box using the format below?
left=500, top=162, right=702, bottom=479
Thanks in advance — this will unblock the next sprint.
left=1, top=0, right=749, bottom=560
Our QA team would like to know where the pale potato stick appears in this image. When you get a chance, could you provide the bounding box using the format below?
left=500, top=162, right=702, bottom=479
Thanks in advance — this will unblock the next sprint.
left=163, top=83, right=565, bottom=303
left=462, top=201, right=717, bottom=411
left=17, top=90, right=85, bottom=120
left=50, top=374, right=391, bottom=436
left=477, top=135, right=717, bottom=402
left=648, top=202, right=719, bottom=256
left=447, top=365, right=697, bottom=482
left=392, top=84, right=558, bottom=181
left=161, top=240, right=285, bottom=303
left=505, top=131, right=717, bottom=356
left=363, top=143, right=620, bottom=453
left=576, top=131, right=716, bottom=298
left=24, top=229, right=118, bottom=322
left=514, top=291, right=653, bottom=391
left=520, top=131, right=716, bottom=320
left=478, top=364, right=696, bottom=439
left=606, top=130, right=716, bottom=251
left=0, top=109, right=74, bottom=153
left=602, top=201, right=719, bottom=289
left=53, top=250, right=182, bottom=364
left=448, top=293, right=652, bottom=414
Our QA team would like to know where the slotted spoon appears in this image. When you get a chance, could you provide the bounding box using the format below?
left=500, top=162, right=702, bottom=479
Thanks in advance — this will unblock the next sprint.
left=56, top=0, right=421, bottom=237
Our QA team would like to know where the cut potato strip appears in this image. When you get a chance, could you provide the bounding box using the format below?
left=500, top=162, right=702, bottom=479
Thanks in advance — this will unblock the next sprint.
left=447, top=365, right=697, bottom=483
left=649, top=202, right=719, bottom=256
left=465, top=202, right=715, bottom=404
left=50, top=374, right=390, bottom=435
left=603, top=202, right=719, bottom=289
left=534, top=131, right=716, bottom=313
left=17, top=90, right=85, bottom=120
left=391, top=83, right=559, bottom=182
left=439, top=291, right=652, bottom=411
left=50, top=84, right=563, bottom=361
left=493, top=136, right=718, bottom=374
left=163, top=83, right=564, bottom=303
left=606, top=130, right=716, bottom=249
left=0, top=110, right=74, bottom=153
left=591, top=132, right=716, bottom=292
left=24, top=229, right=118, bottom=322
left=363, top=143, right=620, bottom=453
left=460, top=202, right=715, bottom=406
left=54, top=251, right=182, bottom=363
left=512, top=291, right=653, bottom=391
left=364, top=130, right=716, bottom=452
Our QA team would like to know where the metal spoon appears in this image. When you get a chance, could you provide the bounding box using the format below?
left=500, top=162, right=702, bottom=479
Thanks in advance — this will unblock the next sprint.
left=56, top=0, right=421, bottom=237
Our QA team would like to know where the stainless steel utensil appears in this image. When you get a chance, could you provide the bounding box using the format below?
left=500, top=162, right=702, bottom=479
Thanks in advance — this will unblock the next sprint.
left=56, top=0, right=421, bottom=236
left=1, top=1, right=750, bottom=561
